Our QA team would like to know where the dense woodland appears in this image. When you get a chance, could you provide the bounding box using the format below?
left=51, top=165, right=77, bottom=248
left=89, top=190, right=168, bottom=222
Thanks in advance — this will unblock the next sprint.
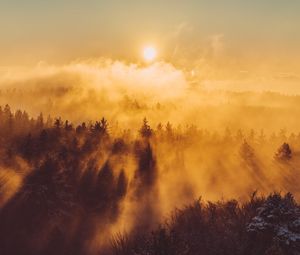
left=0, top=104, right=299, bottom=255
left=112, top=193, right=300, bottom=255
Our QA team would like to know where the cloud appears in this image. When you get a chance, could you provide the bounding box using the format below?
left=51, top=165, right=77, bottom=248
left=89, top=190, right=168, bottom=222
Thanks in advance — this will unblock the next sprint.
left=0, top=59, right=188, bottom=123
left=1, top=58, right=300, bottom=133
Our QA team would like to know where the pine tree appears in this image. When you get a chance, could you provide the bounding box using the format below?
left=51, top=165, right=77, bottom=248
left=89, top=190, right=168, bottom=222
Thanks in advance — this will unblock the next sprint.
left=139, top=118, right=152, bottom=138
left=275, top=143, right=292, bottom=161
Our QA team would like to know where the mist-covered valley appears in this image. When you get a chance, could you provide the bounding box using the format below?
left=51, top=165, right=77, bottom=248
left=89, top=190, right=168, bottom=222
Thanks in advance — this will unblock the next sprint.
left=0, top=61, right=300, bottom=255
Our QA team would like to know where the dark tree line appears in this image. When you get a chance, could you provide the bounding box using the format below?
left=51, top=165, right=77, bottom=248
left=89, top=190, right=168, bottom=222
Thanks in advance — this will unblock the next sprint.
left=0, top=105, right=299, bottom=255
left=112, top=193, right=300, bottom=255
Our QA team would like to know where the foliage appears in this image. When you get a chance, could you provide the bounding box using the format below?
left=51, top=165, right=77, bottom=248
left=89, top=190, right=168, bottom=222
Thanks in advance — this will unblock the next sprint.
left=0, top=105, right=299, bottom=255
left=112, top=193, right=300, bottom=255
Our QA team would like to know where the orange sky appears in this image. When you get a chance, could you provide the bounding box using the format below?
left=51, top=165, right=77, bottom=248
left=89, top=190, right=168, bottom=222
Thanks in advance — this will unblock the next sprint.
left=0, top=0, right=299, bottom=84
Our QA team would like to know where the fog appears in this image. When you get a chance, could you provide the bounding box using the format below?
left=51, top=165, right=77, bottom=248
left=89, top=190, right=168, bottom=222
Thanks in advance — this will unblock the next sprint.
left=0, top=59, right=300, bottom=254
left=1, top=60, right=300, bottom=132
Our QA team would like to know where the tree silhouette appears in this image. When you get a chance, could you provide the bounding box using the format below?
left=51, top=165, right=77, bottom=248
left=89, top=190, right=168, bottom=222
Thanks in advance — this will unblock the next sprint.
left=139, top=118, right=152, bottom=138
left=275, top=143, right=292, bottom=161
left=0, top=104, right=299, bottom=255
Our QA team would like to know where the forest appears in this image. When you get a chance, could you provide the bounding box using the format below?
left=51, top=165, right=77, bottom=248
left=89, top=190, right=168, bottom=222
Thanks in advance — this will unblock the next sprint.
left=0, top=104, right=299, bottom=255
left=2, top=0, right=300, bottom=254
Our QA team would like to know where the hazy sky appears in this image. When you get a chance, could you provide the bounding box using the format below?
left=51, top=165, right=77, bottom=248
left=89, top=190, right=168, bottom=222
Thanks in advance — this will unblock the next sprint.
left=1, top=0, right=300, bottom=78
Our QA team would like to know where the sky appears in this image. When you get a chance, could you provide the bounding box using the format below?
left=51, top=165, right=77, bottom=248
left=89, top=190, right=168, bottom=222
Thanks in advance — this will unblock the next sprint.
left=0, top=0, right=299, bottom=81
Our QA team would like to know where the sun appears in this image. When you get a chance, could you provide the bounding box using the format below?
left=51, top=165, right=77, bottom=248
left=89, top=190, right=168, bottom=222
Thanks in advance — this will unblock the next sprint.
left=143, top=46, right=157, bottom=62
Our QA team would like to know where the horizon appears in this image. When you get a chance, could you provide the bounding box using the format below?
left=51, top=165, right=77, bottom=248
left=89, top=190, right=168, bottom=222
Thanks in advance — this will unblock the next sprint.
left=1, top=0, right=299, bottom=94
left=1, top=2, right=300, bottom=255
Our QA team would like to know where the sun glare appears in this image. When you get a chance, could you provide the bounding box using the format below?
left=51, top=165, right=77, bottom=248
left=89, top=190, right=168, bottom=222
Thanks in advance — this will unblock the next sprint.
left=143, top=46, right=157, bottom=62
